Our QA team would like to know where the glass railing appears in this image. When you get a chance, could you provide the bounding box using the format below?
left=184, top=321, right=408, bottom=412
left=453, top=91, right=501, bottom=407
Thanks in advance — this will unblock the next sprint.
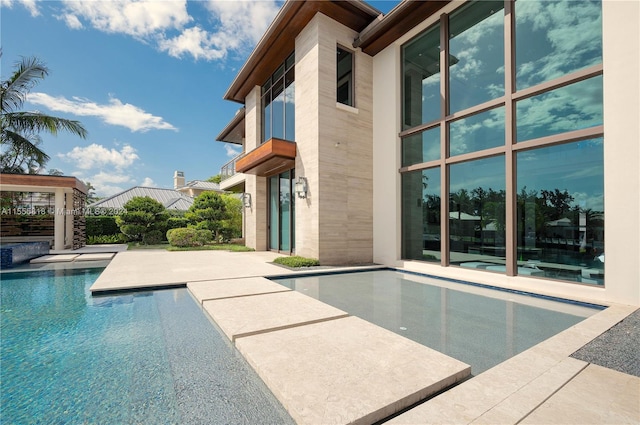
left=220, top=153, right=244, bottom=181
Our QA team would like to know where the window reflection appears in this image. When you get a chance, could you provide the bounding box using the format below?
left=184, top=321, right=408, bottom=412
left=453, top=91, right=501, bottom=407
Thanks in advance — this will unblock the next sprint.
left=515, top=0, right=602, bottom=90
left=516, top=76, right=603, bottom=142
left=402, top=127, right=440, bottom=167
left=449, top=107, right=504, bottom=156
left=449, top=156, right=505, bottom=266
left=402, top=168, right=441, bottom=262
left=449, top=1, right=504, bottom=113
left=517, top=140, right=604, bottom=284
left=402, top=24, right=441, bottom=129
left=262, top=53, right=295, bottom=142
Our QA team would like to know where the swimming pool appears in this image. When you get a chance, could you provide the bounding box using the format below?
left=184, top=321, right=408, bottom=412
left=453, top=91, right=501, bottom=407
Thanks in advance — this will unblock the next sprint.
left=0, top=267, right=294, bottom=424
left=274, top=269, right=602, bottom=375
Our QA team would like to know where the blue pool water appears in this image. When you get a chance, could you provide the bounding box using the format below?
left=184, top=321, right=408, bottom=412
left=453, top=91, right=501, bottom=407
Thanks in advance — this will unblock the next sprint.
left=274, top=269, right=602, bottom=375
left=1, top=267, right=293, bottom=424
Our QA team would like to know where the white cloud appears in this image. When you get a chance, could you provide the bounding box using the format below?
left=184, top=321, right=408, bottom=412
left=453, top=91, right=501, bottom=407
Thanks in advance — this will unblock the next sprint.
left=60, top=13, right=83, bottom=29
left=60, top=0, right=192, bottom=38
left=140, top=177, right=156, bottom=187
left=55, top=0, right=281, bottom=62
left=59, top=143, right=139, bottom=170
left=1, top=0, right=40, bottom=16
left=158, top=26, right=226, bottom=61
left=224, top=144, right=241, bottom=158
left=27, top=92, right=177, bottom=132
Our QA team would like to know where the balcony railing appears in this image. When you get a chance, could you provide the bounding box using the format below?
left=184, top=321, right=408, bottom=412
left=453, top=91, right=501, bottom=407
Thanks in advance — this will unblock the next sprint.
left=220, top=153, right=244, bottom=181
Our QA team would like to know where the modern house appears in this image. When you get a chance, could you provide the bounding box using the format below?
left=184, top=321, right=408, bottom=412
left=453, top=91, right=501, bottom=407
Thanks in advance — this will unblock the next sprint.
left=216, top=0, right=639, bottom=306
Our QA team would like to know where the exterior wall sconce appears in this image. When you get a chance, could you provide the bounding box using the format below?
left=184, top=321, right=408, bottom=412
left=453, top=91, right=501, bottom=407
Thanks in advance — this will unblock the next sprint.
left=243, top=193, right=252, bottom=208
left=294, top=176, right=308, bottom=199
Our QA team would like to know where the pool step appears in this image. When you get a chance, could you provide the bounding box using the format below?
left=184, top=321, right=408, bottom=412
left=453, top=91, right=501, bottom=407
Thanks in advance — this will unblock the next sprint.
left=188, top=278, right=471, bottom=425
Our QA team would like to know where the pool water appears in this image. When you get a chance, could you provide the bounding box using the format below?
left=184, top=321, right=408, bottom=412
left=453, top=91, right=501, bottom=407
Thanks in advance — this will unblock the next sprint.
left=1, top=268, right=293, bottom=425
left=274, top=269, right=601, bottom=375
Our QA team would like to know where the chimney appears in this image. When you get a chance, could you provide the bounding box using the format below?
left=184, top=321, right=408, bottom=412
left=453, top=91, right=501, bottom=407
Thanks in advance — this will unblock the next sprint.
left=174, top=171, right=185, bottom=189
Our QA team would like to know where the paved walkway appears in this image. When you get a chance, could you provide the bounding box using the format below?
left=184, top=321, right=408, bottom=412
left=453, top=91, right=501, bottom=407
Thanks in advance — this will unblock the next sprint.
left=86, top=250, right=639, bottom=424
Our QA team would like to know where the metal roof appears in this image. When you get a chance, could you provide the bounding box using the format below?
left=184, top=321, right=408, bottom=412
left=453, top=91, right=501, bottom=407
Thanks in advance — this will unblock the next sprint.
left=89, top=186, right=194, bottom=211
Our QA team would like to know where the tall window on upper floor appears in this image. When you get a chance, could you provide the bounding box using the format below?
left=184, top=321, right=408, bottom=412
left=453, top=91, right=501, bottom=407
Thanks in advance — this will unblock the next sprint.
left=337, top=46, right=354, bottom=107
left=262, top=53, right=295, bottom=143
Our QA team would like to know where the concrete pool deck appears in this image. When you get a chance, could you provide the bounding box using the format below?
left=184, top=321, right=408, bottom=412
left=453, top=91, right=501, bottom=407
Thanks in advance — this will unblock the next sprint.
left=85, top=250, right=639, bottom=424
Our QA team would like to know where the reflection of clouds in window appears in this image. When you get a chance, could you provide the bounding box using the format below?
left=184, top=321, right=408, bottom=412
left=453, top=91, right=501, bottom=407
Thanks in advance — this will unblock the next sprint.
left=516, top=76, right=602, bottom=141
left=516, top=0, right=601, bottom=89
left=449, top=2, right=504, bottom=112
left=450, top=107, right=504, bottom=156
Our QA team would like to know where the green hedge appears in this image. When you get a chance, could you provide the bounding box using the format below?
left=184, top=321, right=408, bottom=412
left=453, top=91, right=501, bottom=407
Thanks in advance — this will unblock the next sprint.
left=273, top=256, right=320, bottom=268
left=166, top=228, right=213, bottom=247
left=86, top=216, right=120, bottom=237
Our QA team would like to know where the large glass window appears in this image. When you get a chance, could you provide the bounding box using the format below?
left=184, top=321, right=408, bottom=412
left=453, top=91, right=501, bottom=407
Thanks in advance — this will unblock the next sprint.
left=262, top=53, right=295, bottom=142
left=399, top=0, right=604, bottom=286
left=448, top=1, right=504, bottom=113
left=402, top=168, right=441, bottom=263
left=516, top=140, right=604, bottom=284
left=449, top=156, right=505, bottom=265
left=515, top=0, right=602, bottom=90
left=402, top=24, right=441, bottom=129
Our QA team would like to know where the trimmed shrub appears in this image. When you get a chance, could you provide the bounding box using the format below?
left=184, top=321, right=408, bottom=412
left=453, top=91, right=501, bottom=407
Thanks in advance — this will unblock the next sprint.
left=273, top=256, right=320, bottom=268
left=86, top=216, right=120, bottom=237
left=143, top=230, right=164, bottom=245
left=116, top=196, right=168, bottom=243
left=166, top=228, right=213, bottom=247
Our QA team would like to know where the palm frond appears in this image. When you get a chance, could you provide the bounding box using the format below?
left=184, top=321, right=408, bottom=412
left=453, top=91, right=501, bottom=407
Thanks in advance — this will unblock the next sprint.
left=3, top=112, right=87, bottom=139
left=1, top=56, right=49, bottom=114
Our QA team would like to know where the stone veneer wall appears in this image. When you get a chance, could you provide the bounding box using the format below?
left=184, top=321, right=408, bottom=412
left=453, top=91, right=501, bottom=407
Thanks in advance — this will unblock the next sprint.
left=295, top=13, right=373, bottom=265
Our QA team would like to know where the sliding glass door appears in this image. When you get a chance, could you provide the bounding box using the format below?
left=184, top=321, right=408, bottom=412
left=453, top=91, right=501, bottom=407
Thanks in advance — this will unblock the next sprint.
left=268, top=170, right=295, bottom=252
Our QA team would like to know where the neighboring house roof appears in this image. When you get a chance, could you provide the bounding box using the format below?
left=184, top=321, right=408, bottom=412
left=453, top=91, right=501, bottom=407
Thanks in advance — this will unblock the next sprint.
left=182, top=180, right=222, bottom=192
left=89, top=186, right=194, bottom=211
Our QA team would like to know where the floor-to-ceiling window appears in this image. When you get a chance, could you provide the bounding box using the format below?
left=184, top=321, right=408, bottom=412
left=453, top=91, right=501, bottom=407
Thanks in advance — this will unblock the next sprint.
left=400, top=0, right=604, bottom=285
left=268, top=170, right=295, bottom=252
left=262, top=53, right=295, bottom=143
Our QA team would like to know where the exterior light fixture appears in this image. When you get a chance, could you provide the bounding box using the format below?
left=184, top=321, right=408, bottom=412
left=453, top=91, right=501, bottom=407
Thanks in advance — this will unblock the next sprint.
left=294, top=176, right=308, bottom=199
left=243, top=193, right=252, bottom=208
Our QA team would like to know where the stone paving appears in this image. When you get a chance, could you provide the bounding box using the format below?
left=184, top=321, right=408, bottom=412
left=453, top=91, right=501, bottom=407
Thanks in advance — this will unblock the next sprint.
left=76, top=249, right=640, bottom=424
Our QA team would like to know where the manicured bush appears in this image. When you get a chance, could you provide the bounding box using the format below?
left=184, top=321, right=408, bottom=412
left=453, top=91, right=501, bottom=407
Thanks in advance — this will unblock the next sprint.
left=116, top=196, right=168, bottom=243
left=142, top=229, right=164, bottom=245
left=166, top=227, right=213, bottom=247
left=86, top=216, right=120, bottom=237
left=273, top=256, right=320, bottom=268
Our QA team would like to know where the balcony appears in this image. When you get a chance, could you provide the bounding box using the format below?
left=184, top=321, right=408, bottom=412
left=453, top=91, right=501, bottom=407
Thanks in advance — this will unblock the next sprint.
left=235, top=138, right=296, bottom=177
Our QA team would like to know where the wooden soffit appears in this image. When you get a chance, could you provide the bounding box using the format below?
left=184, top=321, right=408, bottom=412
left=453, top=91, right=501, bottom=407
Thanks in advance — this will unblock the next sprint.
left=235, top=138, right=296, bottom=177
left=224, top=0, right=380, bottom=103
left=0, top=173, right=88, bottom=194
left=355, top=0, right=451, bottom=56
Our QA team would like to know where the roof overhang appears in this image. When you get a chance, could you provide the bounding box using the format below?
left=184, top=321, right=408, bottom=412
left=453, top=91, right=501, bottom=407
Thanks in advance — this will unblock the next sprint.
left=354, top=0, right=451, bottom=56
left=235, top=138, right=296, bottom=177
left=0, top=173, right=88, bottom=194
left=224, top=0, right=381, bottom=104
left=216, top=107, right=245, bottom=145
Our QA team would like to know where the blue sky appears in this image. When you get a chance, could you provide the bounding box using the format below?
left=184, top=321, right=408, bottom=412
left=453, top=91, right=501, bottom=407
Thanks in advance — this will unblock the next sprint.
left=1, top=0, right=398, bottom=197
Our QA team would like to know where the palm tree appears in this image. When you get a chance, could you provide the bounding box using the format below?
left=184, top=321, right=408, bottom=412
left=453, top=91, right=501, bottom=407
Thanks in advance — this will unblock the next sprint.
left=1, top=55, right=87, bottom=173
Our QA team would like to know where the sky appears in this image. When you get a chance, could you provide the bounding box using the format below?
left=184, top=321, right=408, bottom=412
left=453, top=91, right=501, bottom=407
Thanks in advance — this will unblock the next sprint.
left=1, top=0, right=399, bottom=197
